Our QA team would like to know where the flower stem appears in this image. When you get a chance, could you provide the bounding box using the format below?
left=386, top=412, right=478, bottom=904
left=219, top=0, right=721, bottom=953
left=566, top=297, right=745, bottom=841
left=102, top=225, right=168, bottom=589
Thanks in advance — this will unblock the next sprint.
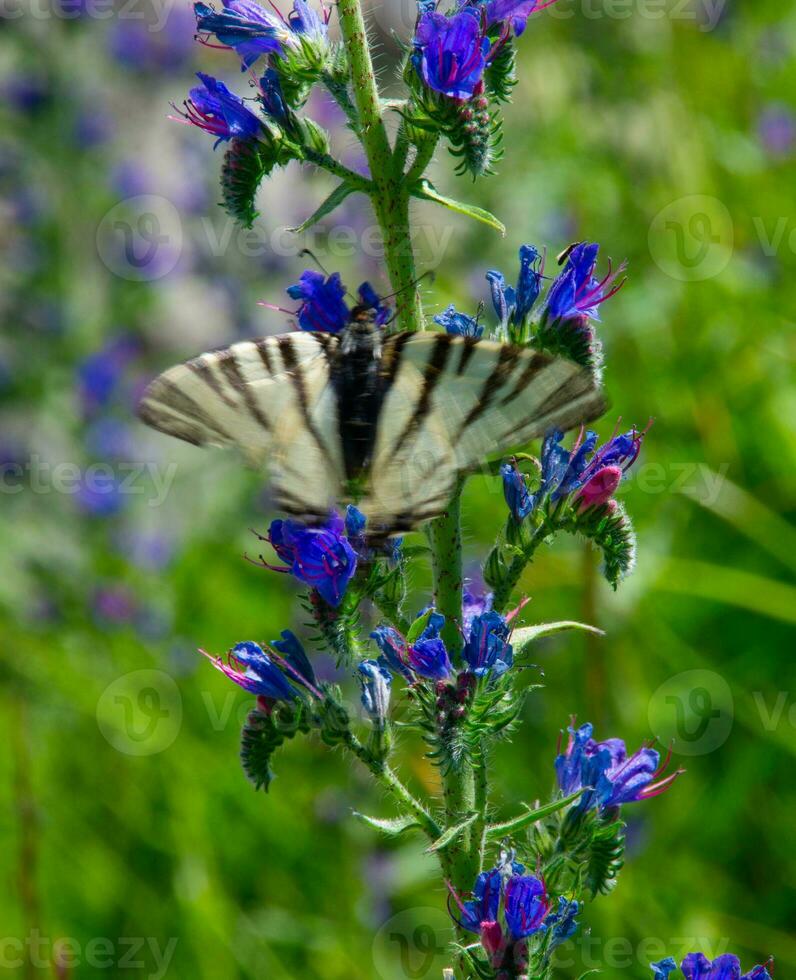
left=336, top=0, right=424, bottom=331
left=426, top=482, right=464, bottom=658
left=341, top=730, right=441, bottom=841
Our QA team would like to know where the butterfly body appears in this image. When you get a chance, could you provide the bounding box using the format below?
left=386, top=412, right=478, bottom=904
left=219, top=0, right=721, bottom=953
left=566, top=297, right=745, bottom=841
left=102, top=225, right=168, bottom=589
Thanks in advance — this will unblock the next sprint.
left=138, top=325, right=606, bottom=535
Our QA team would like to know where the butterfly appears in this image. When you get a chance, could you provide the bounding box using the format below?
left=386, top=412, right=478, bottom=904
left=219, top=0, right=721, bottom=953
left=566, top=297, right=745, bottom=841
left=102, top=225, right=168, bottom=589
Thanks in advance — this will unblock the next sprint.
left=137, top=305, right=606, bottom=536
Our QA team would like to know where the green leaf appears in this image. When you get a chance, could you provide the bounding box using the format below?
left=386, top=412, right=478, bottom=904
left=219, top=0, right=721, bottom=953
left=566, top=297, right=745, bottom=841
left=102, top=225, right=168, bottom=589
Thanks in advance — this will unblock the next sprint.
left=410, top=179, right=505, bottom=235
left=425, top=811, right=479, bottom=853
left=406, top=607, right=434, bottom=644
left=352, top=811, right=422, bottom=837
left=486, top=789, right=584, bottom=839
left=289, top=181, right=358, bottom=234
left=512, top=620, right=604, bottom=657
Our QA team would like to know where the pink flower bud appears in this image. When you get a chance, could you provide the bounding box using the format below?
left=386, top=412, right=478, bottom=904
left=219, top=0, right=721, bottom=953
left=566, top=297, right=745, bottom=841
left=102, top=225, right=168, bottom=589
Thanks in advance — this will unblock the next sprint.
left=576, top=465, right=622, bottom=511
left=480, top=921, right=506, bottom=965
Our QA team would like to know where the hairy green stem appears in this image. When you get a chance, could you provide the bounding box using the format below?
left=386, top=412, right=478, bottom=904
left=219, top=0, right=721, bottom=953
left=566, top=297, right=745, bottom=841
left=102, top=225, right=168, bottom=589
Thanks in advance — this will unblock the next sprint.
left=336, top=0, right=424, bottom=331
left=406, top=134, right=439, bottom=186
left=426, top=483, right=464, bottom=657
left=492, top=522, right=555, bottom=614
left=302, top=147, right=372, bottom=190
left=341, top=730, right=441, bottom=841
left=472, top=749, right=489, bottom=868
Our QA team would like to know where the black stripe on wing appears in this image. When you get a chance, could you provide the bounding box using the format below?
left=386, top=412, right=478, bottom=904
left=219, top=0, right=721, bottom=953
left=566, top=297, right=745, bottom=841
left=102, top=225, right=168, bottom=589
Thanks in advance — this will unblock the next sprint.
left=215, top=348, right=273, bottom=433
left=139, top=377, right=234, bottom=445
left=276, top=334, right=338, bottom=472
left=390, top=333, right=454, bottom=457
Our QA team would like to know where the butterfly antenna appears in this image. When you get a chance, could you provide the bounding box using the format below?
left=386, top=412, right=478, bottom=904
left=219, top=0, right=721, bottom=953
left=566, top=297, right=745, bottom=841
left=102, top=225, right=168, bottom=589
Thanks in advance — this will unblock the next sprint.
left=298, top=248, right=332, bottom=277
left=379, top=269, right=436, bottom=303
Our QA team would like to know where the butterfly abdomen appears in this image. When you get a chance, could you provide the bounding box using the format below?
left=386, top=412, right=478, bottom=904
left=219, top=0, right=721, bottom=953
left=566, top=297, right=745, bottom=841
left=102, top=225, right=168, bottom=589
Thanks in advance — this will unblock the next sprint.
left=331, top=321, right=385, bottom=483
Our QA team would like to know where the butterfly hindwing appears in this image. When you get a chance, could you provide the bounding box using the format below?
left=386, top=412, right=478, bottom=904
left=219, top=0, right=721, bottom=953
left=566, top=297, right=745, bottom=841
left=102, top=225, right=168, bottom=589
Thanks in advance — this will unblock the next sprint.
left=360, top=333, right=606, bottom=530
left=138, top=332, right=345, bottom=518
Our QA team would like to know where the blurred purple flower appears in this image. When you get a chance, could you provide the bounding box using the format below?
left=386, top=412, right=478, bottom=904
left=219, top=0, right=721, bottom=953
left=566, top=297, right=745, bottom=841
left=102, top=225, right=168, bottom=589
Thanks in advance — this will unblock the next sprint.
left=758, top=104, right=796, bottom=158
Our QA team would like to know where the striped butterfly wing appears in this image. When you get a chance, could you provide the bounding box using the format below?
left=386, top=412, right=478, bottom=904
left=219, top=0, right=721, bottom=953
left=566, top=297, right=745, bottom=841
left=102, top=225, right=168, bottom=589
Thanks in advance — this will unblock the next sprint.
left=137, top=332, right=345, bottom=520
left=360, top=332, right=606, bottom=532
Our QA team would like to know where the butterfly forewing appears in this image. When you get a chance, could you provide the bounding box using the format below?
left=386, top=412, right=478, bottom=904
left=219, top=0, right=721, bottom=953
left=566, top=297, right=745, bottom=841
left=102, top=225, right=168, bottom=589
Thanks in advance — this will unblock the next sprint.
left=360, top=333, right=606, bottom=532
left=138, top=332, right=345, bottom=518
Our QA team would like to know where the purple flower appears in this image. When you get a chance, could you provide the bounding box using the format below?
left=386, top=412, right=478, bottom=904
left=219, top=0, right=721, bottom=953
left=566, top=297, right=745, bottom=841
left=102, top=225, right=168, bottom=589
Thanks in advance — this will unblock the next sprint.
left=505, top=424, right=648, bottom=522
left=370, top=614, right=453, bottom=682
left=757, top=103, right=796, bottom=158
left=450, top=867, right=502, bottom=933
left=485, top=0, right=540, bottom=35
left=448, top=862, right=549, bottom=969
left=487, top=244, right=543, bottom=333
left=462, top=590, right=493, bottom=632
left=194, top=0, right=290, bottom=68
left=545, top=242, right=626, bottom=322
left=359, top=659, right=392, bottom=721
left=268, top=513, right=357, bottom=607
left=504, top=875, right=549, bottom=940
left=556, top=721, right=684, bottom=812
left=78, top=335, right=139, bottom=415
left=286, top=270, right=349, bottom=333
left=651, top=959, right=678, bottom=980
left=203, top=641, right=300, bottom=700
left=413, top=8, right=490, bottom=100
left=258, top=67, right=290, bottom=124
left=195, top=0, right=328, bottom=68
left=271, top=629, right=317, bottom=687
left=544, top=897, right=581, bottom=951
left=434, top=304, right=483, bottom=337
left=173, top=73, right=263, bottom=147
left=501, top=459, right=536, bottom=521
left=680, top=954, right=772, bottom=980
left=462, top=610, right=513, bottom=677
left=284, top=271, right=390, bottom=333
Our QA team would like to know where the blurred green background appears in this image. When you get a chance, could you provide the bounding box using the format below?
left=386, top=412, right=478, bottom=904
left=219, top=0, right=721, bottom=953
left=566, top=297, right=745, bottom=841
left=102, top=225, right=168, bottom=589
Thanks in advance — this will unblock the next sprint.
left=1, top=0, right=795, bottom=976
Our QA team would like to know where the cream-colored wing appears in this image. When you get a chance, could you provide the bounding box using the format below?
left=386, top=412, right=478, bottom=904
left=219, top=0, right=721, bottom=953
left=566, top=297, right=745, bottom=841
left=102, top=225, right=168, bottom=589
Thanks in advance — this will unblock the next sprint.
left=360, top=332, right=606, bottom=534
left=137, top=332, right=344, bottom=518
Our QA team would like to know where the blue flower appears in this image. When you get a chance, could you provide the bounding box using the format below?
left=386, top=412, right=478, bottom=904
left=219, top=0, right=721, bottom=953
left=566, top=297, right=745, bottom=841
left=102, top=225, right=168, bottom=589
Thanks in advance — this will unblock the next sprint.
left=413, top=8, right=490, bottom=100
left=544, top=896, right=581, bottom=951
left=485, top=0, right=541, bottom=36
left=545, top=242, right=626, bottom=322
left=268, top=513, right=357, bottom=607
left=370, top=616, right=453, bottom=682
left=556, top=722, right=683, bottom=811
left=204, top=641, right=300, bottom=700
left=288, top=0, right=328, bottom=38
left=651, top=959, right=678, bottom=980
left=486, top=244, right=542, bottom=334
left=500, top=459, right=536, bottom=521
left=680, top=953, right=772, bottom=980
left=175, top=73, right=263, bottom=147
left=78, top=334, right=138, bottom=414
left=359, top=659, right=392, bottom=722
left=194, top=0, right=289, bottom=69
left=285, top=271, right=390, bottom=334
left=258, top=67, right=290, bottom=124
left=344, top=504, right=367, bottom=539
left=504, top=874, right=548, bottom=940
left=462, top=610, right=513, bottom=677
left=448, top=863, right=549, bottom=968
left=434, top=304, right=483, bottom=337
left=271, top=629, right=317, bottom=687
left=451, top=867, right=502, bottom=933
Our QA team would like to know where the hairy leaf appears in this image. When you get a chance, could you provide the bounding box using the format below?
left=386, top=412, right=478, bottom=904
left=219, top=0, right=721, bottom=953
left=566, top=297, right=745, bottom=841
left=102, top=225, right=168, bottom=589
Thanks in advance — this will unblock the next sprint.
left=411, top=179, right=505, bottom=234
